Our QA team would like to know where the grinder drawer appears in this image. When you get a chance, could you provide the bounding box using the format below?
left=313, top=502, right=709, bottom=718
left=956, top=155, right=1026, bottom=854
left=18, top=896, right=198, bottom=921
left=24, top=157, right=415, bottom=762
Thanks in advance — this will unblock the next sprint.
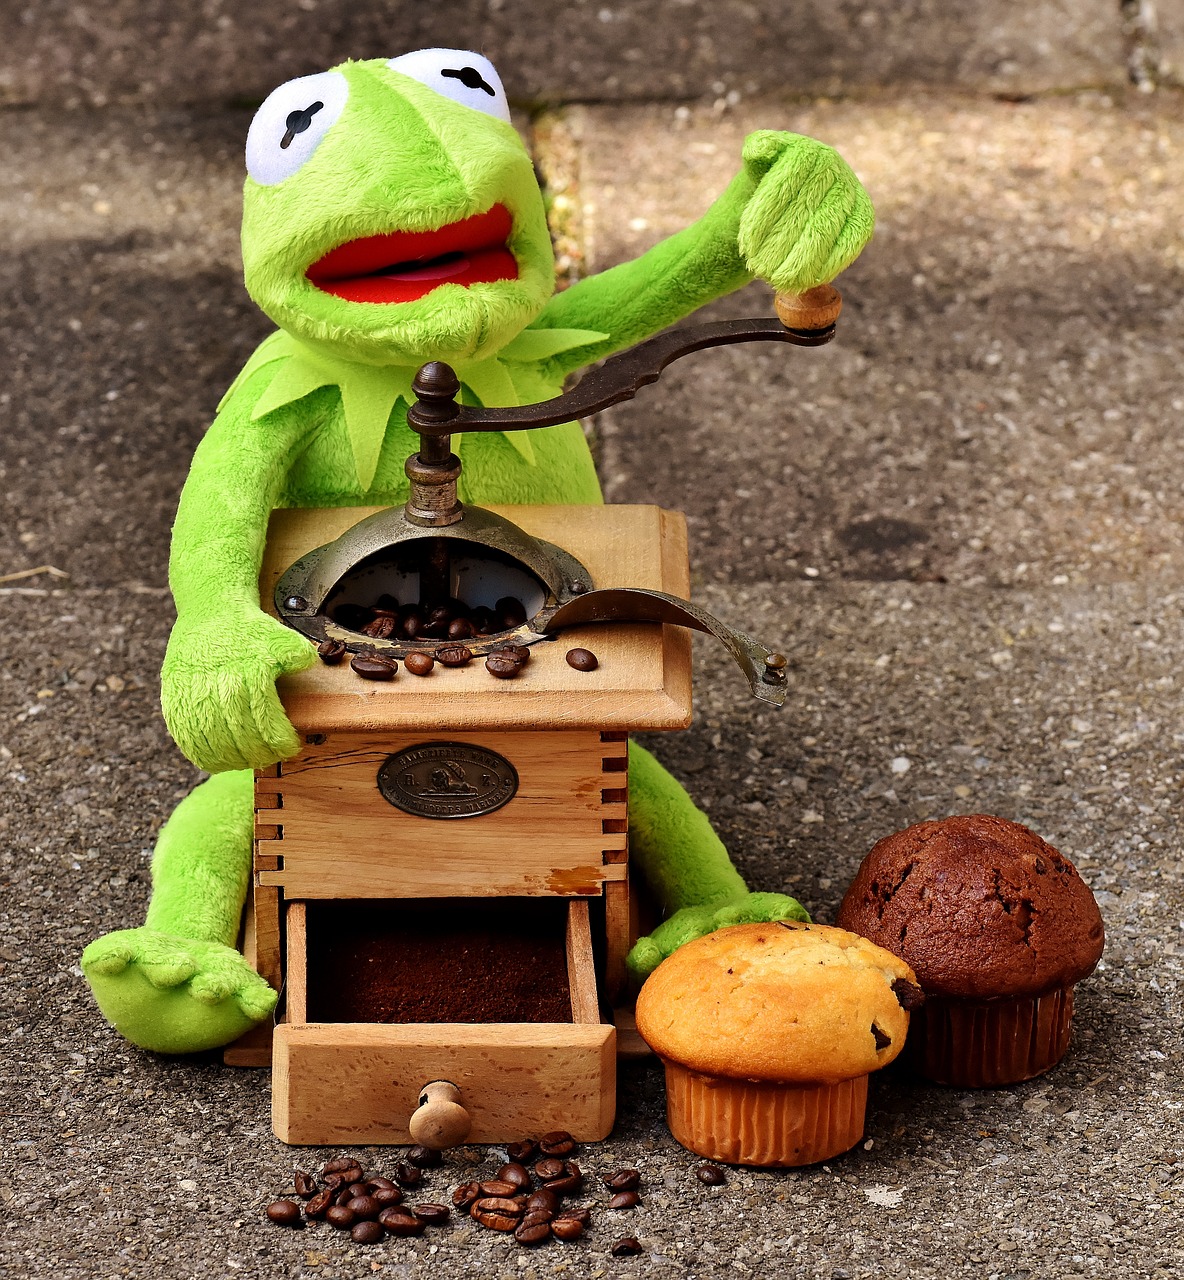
left=272, top=896, right=616, bottom=1144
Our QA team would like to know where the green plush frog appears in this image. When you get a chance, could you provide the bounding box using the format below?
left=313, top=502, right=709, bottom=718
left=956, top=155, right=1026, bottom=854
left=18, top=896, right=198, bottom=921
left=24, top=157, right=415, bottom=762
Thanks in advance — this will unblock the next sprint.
left=81, top=49, right=874, bottom=1053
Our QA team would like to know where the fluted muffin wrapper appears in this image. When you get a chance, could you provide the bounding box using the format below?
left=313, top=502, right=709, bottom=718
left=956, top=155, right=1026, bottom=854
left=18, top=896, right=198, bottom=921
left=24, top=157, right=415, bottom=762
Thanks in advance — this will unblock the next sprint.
left=661, top=1061, right=868, bottom=1166
left=907, top=986, right=1074, bottom=1087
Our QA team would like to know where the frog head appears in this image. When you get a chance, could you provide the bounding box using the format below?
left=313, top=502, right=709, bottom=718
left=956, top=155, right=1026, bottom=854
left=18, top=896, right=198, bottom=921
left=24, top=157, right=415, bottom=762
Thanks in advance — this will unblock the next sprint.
left=240, top=50, right=554, bottom=368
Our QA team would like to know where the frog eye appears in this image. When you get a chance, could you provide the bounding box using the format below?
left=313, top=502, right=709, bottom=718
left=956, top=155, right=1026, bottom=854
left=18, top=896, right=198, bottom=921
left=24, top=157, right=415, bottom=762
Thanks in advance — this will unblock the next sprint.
left=388, top=49, right=511, bottom=124
left=246, top=71, right=349, bottom=186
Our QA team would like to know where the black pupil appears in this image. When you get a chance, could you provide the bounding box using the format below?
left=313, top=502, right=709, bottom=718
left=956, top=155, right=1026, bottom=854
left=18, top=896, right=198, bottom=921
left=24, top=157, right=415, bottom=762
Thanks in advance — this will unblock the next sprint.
left=441, top=66, right=495, bottom=96
left=280, top=101, right=324, bottom=149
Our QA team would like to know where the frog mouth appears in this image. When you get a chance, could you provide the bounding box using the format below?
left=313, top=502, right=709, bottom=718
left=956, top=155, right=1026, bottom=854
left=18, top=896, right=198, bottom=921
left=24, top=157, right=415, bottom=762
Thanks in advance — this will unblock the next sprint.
left=305, top=204, right=518, bottom=304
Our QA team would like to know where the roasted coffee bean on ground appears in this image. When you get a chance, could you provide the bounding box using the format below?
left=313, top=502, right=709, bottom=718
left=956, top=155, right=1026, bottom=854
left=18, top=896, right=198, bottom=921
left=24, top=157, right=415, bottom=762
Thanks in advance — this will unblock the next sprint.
left=695, top=1163, right=728, bottom=1186
left=265, top=1200, right=302, bottom=1227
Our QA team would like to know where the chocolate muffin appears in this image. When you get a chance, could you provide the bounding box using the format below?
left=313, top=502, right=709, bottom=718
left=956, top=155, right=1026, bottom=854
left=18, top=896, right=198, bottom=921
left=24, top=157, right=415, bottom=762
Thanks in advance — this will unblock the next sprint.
left=837, top=814, right=1104, bottom=1087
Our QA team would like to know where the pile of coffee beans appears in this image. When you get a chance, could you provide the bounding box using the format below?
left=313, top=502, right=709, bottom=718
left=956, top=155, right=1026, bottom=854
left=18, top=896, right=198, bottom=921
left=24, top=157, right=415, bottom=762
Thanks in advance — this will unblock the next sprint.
left=263, top=1133, right=657, bottom=1258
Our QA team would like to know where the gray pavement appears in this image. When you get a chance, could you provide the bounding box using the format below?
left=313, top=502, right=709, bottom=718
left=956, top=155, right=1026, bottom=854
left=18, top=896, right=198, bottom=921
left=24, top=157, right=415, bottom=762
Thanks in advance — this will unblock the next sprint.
left=3, top=17, right=1184, bottom=1280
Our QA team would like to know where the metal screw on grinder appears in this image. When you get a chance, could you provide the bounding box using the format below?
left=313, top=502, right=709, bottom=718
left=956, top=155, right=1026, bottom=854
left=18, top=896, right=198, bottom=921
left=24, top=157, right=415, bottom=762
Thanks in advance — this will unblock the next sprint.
left=762, top=652, right=788, bottom=685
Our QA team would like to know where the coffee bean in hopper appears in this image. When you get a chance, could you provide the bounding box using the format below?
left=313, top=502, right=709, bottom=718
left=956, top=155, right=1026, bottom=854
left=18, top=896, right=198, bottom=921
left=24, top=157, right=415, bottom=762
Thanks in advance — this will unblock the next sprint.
left=497, top=596, right=528, bottom=628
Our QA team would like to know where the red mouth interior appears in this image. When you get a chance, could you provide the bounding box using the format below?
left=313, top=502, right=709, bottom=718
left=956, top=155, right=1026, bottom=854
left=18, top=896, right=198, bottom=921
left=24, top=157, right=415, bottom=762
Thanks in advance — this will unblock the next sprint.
left=305, top=204, right=518, bottom=304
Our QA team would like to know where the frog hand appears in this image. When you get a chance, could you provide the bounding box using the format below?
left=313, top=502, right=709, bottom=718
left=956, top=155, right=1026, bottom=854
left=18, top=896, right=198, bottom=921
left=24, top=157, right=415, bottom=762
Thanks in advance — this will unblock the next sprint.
left=626, top=891, right=810, bottom=983
left=161, top=607, right=316, bottom=773
left=737, top=130, right=875, bottom=296
left=81, top=928, right=277, bottom=1054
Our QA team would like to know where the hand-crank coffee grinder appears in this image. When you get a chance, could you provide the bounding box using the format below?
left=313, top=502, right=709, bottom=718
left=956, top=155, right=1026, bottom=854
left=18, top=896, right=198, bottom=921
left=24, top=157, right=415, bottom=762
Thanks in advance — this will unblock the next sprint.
left=229, top=286, right=843, bottom=1147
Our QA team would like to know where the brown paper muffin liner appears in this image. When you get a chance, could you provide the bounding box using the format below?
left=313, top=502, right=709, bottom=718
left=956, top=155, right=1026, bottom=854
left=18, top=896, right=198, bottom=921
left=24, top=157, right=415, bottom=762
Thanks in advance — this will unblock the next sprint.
left=907, top=986, right=1074, bottom=1087
left=661, top=1062, right=868, bottom=1166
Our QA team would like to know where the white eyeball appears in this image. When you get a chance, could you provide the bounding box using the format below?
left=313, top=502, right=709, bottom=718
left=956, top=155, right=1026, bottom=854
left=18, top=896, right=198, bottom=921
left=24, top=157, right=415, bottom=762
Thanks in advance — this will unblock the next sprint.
left=246, top=71, right=350, bottom=186
left=388, top=49, right=511, bottom=124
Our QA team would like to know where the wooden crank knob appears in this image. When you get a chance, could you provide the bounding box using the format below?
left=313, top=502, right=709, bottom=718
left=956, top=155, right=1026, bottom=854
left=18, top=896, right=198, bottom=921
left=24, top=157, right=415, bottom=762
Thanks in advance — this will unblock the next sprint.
left=409, top=1079, right=471, bottom=1150
left=774, top=284, right=842, bottom=332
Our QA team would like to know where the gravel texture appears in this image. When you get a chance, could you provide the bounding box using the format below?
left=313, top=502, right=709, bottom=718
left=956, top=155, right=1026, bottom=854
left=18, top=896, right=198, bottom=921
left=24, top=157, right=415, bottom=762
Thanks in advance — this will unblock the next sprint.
left=0, top=1, right=1133, bottom=110
left=3, top=48, right=1184, bottom=1280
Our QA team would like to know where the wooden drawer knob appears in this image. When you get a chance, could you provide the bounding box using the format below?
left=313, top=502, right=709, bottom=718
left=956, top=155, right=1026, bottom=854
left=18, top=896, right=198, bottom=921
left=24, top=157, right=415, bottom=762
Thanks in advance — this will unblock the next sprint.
left=409, top=1079, right=471, bottom=1149
left=774, top=284, right=842, bottom=331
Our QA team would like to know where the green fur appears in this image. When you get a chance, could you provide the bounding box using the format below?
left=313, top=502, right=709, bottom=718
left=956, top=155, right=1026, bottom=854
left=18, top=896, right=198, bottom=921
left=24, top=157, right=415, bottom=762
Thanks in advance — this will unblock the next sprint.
left=83, top=54, right=871, bottom=1051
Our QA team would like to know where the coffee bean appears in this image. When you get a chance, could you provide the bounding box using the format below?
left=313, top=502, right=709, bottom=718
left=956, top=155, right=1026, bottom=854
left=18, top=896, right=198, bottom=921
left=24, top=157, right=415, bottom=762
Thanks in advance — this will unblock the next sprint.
left=435, top=643, right=472, bottom=667
left=695, top=1163, right=727, bottom=1186
left=497, top=1162, right=531, bottom=1191
left=520, top=1209, right=555, bottom=1228
left=361, top=614, right=396, bottom=639
left=325, top=1205, right=356, bottom=1229
left=485, top=651, right=522, bottom=679
left=502, top=643, right=530, bottom=666
left=400, top=609, right=425, bottom=639
left=293, top=1169, right=317, bottom=1199
left=346, top=1182, right=368, bottom=1199
left=452, top=1181, right=482, bottom=1209
left=376, top=594, right=400, bottom=613
left=470, top=605, right=499, bottom=634
left=609, top=1191, right=640, bottom=1210
left=497, top=596, right=528, bottom=628
left=565, top=648, right=598, bottom=672
left=366, top=1176, right=397, bottom=1193
left=394, top=1162, right=423, bottom=1189
left=612, top=1237, right=643, bottom=1256
left=445, top=616, right=474, bottom=641
left=539, top=1131, right=577, bottom=1156
left=515, top=1220, right=551, bottom=1246
left=563, top=1206, right=592, bottom=1227
left=316, top=639, right=347, bottom=664
left=351, top=1220, right=384, bottom=1245
left=322, top=1157, right=358, bottom=1174
left=407, top=1143, right=443, bottom=1168
left=346, top=1195, right=382, bottom=1221
left=372, top=1186, right=403, bottom=1208
left=525, top=1188, right=558, bottom=1214
left=603, top=1169, right=640, bottom=1192
left=507, top=1139, right=540, bottom=1164
left=471, top=1196, right=522, bottom=1231
left=412, top=1203, right=450, bottom=1225
left=334, top=1187, right=355, bottom=1207
left=403, top=650, right=434, bottom=676
left=266, top=1200, right=302, bottom=1227
left=542, top=1161, right=583, bottom=1195
left=378, top=1207, right=424, bottom=1236
left=534, top=1158, right=564, bottom=1181
left=351, top=654, right=397, bottom=680
left=478, top=1179, right=518, bottom=1198
left=304, top=1187, right=332, bottom=1220
left=551, top=1216, right=584, bottom=1241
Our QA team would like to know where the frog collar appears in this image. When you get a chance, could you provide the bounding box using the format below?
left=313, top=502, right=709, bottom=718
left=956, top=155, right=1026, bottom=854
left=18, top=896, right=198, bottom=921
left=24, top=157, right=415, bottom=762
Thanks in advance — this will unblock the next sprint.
left=220, top=325, right=608, bottom=490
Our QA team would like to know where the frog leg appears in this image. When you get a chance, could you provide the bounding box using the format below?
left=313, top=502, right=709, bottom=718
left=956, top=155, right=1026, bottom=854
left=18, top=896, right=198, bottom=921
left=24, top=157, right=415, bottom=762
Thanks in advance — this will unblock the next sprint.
left=81, top=769, right=275, bottom=1053
left=625, top=741, right=808, bottom=982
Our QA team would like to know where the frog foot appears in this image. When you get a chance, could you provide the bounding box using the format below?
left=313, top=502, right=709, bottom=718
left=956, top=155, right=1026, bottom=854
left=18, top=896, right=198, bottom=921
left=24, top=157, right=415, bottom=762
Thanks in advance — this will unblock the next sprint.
left=81, top=927, right=277, bottom=1054
left=626, top=891, right=810, bottom=983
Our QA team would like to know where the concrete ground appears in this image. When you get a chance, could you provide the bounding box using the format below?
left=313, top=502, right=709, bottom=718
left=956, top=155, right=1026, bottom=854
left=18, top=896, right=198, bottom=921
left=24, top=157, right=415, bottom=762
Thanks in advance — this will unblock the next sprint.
left=3, top=40, right=1184, bottom=1280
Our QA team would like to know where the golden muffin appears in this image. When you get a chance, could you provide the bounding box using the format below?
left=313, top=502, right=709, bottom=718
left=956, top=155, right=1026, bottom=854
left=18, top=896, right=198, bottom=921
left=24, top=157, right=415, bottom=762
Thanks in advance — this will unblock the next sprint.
left=635, top=921, right=922, bottom=1166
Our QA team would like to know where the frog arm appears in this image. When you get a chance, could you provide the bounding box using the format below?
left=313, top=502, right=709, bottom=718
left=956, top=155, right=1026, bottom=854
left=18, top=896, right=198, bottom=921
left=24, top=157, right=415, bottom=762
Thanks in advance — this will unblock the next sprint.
left=534, top=131, right=873, bottom=380
left=161, top=379, right=323, bottom=773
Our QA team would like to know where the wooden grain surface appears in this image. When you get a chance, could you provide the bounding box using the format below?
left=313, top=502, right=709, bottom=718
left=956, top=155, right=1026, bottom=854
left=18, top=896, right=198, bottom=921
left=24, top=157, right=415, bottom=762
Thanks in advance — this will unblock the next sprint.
left=259, top=504, right=693, bottom=732
left=272, top=1022, right=616, bottom=1144
left=257, top=730, right=629, bottom=899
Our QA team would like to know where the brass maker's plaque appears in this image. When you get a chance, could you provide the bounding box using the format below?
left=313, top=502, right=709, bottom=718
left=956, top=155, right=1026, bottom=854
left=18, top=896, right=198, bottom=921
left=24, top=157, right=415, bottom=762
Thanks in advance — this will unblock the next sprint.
left=377, top=742, right=519, bottom=819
